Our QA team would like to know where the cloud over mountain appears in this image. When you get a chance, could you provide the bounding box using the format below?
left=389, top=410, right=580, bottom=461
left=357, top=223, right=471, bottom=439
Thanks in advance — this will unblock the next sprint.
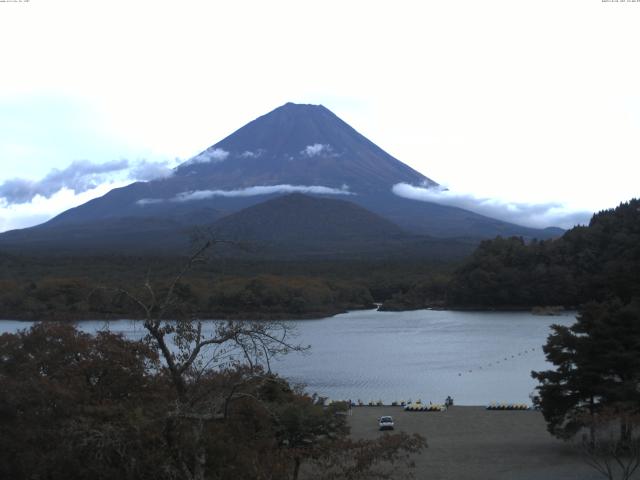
left=0, top=159, right=129, bottom=204
left=0, top=158, right=179, bottom=205
left=240, top=150, right=263, bottom=159
left=392, top=183, right=592, bottom=229
left=128, top=159, right=175, bottom=181
left=186, top=148, right=229, bottom=165
left=301, top=144, right=332, bottom=157
left=136, top=184, right=354, bottom=205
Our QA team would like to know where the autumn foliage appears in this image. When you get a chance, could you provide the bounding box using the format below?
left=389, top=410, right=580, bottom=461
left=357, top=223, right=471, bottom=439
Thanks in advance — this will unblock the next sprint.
left=0, top=323, right=425, bottom=479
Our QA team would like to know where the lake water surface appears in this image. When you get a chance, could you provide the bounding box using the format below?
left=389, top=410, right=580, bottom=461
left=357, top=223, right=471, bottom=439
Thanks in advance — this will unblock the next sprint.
left=0, top=309, right=576, bottom=405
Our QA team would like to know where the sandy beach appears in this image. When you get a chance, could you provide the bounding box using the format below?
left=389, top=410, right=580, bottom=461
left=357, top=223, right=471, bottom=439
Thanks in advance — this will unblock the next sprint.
left=348, top=406, right=623, bottom=480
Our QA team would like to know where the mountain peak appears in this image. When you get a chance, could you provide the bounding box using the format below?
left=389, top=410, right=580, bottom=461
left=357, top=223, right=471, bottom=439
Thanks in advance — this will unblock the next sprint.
left=260, top=101, right=332, bottom=121
left=176, top=102, right=434, bottom=193
left=280, top=101, right=326, bottom=109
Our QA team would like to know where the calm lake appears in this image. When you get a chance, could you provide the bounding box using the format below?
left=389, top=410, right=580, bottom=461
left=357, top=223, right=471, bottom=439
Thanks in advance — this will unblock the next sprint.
left=0, top=309, right=576, bottom=406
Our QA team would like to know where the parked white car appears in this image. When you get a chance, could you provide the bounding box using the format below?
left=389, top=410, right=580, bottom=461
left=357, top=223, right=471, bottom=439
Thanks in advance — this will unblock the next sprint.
left=378, top=415, right=394, bottom=431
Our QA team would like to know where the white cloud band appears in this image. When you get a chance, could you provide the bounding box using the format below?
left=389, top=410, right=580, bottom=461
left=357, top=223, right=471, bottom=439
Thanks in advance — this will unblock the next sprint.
left=137, top=184, right=353, bottom=205
left=392, top=183, right=591, bottom=229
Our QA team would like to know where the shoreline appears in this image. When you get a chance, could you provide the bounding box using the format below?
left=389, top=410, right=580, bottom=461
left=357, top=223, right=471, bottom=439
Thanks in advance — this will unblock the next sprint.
left=0, top=305, right=577, bottom=323
left=0, top=307, right=353, bottom=323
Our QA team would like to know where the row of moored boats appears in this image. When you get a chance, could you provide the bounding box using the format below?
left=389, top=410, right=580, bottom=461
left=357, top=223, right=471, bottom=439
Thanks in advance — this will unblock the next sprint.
left=324, top=399, right=531, bottom=411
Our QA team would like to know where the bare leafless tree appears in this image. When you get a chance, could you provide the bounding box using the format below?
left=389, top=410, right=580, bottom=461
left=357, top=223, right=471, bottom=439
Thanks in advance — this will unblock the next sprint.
left=118, top=239, right=306, bottom=480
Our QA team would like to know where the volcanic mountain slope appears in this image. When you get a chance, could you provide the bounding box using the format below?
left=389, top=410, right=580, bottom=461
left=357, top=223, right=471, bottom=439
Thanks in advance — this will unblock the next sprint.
left=207, top=193, right=477, bottom=260
left=0, top=194, right=477, bottom=260
left=176, top=102, right=434, bottom=193
left=0, top=102, right=562, bottom=254
left=211, top=193, right=405, bottom=243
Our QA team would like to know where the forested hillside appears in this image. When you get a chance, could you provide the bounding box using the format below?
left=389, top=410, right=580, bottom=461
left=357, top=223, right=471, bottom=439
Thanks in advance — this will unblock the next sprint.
left=0, top=254, right=454, bottom=320
left=381, top=199, right=640, bottom=310
left=3, top=199, right=636, bottom=318
left=446, top=199, right=640, bottom=308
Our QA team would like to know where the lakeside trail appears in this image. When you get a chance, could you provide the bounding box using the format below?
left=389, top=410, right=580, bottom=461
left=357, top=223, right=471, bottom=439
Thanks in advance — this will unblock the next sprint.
left=348, top=406, right=619, bottom=480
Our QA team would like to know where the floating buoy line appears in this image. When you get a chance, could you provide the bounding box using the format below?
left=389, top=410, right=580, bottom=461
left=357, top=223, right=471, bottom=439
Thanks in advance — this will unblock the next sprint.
left=318, top=346, right=541, bottom=411
left=456, top=346, right=538, bottom=377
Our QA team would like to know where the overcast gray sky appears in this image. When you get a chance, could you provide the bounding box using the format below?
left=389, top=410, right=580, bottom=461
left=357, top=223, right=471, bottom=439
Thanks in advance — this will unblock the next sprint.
left=1, top=0, right=639, bottom=232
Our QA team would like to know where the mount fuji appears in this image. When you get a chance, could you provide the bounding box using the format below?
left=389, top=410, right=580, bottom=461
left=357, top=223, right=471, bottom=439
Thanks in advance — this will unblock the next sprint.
left=0, top=102, right=562, bottom=256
